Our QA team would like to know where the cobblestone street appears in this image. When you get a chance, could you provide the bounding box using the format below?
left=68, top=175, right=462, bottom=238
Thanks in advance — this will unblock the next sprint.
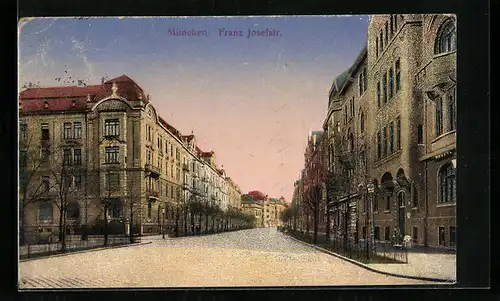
left=19, top=228, right=436, bottom=288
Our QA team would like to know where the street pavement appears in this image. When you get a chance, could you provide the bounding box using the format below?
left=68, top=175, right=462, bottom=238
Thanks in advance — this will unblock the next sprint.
left=19, top=228, right=438, bottom=288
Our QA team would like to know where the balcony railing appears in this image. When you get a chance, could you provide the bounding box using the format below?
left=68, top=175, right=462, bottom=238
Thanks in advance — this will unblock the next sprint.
left=145, top=163, right=161, bottom=178
left=146, top=189, right=159, bottom=199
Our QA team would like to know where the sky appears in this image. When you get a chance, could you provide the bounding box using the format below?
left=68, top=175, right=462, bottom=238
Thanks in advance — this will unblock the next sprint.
left=18, top=16, right=370, bottom=203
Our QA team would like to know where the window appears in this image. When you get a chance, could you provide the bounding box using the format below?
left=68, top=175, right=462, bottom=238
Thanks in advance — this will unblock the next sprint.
left=390, top=15, right=394, bottom=37
left=449, top=88, right=456, bottom=131
left=42, top=176, right=50, bottom=192
left=362, top=226, right=367, bottom=239
left=373, top=197, right=378, bottom=212
left=435, top=19, right=456, bottom=54
left=438, top=227, right=446, bottom=246
left=109, top=199, right=122, bottom=219
left=382, top=72, right=388, bottom=103
left=73, top=149, right=82, bottom=165
left=344, top=105, right=348, bottom=124
left=63, top=174, right=72, bottom=189
left=385, top=21, right=389, bottom=45
left=20, top=123, right=28, bottom=140
left=363, top=67, right=367, bottom=91
left=414, top=125, right=422, bottom=145
left=436, top=98, right=443, bottom=136
left=395, top=59, right=401, bottom=92
left=176, top=167, right=180, bottom=180
left=386, top=195, right=391, bottom=210
left=147, top=202, right=152, bottom=219
left=389, top=122, right=394, bottom=154
left=67, top=201, right=79, bottom=220
left=63, top=148, right=72, bottom=165
left=20, top=150, right=27, bottom=168
left=394, top=14, right=398, bottom=31
left=380, top=30, right=384, bottom=52
left=74, top=172, right=82, bottom=188
left=398, top=191, right=405, bottom=207
left=396, top=117, right=401, bottom=150
left=439, top=163, right=456, bottom=203
left=412, top=227, right=418, bottom=244
left=105, top=146, right=119, bottom=164
left=170, top=164, right=174, bottom=178
left=41, top=149, right=50, bottom=165
left=384, top=226, right=390, bottom=241
left=375, top=227, right=380, bottom=241
left=39, top=202, right=52, bottom=221
left=63, top=122, right=72, bottom=139
left=382, top=126, right=387, bottom=157
left=360, top=113, right=365, bottom=133
left=106, top=172, right=120, bottom=191
left=41, top=123, right=49, bottom=140
left=359, top=73, right=363, bottom=95
left=377, top=130, right=382, bottom=159
left=74, top=122, right=82, bottom=139
left=389, top=68, right=394, bottom=99
left=376, top=37, right=379, bottom=57
left=104, top=119, right=119, bottom=137
left=377, top=81, right=381, bottom=107
left=350, top=98, right=354, bottom=118
left=165, top=141, right=169, bottom=155
left=176, top=148, right=180, bottom=160
left=449, top=226, right=456, bottom=247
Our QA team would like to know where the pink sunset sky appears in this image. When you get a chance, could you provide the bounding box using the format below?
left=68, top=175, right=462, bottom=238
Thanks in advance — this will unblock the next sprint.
left=18, top=16, right=370, bottom=203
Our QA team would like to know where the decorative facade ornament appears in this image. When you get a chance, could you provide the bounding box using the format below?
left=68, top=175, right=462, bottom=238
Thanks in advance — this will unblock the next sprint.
left=111, top=82, right=118, bottom=97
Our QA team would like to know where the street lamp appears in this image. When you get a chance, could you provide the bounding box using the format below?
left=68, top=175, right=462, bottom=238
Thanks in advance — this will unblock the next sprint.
left=162, top=207, right=165, bottom=239
left=366, top=183, right=376, bottom=258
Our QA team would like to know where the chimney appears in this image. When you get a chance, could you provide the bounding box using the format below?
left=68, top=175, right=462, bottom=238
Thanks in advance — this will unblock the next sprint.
left=77, top=80, right=85, bottom=87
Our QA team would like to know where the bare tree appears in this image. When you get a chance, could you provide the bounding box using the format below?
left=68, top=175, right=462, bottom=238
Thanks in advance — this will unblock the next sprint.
left=48, top=146, right=85, bottom=252
left=304, top=184, right=322, bottom=244
left=86, top=169, right=124, bottom=247
left=18, top=133, right=57, bottom=245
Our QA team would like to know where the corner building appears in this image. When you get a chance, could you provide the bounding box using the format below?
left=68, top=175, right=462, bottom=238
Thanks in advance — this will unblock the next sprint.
left=324, top=14, right=456, bottom=249
left=19, top=75, right=242, bottom=241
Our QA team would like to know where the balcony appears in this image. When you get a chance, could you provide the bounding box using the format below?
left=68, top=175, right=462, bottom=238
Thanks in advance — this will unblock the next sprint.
left=145, top=163, right=161, bottom=178
left=146, top=189, right=159, bottom=200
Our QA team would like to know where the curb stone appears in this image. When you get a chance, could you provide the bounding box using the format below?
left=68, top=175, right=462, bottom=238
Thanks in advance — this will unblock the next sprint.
left=285, top=234, right=455, bottom=283
left=20, top=241, right=152, bottom=262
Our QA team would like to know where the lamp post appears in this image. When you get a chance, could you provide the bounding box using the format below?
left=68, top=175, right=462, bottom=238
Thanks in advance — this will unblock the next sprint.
left=162, top=207, right=165, bottom=239
left=367, top=183, right=376, bottom=259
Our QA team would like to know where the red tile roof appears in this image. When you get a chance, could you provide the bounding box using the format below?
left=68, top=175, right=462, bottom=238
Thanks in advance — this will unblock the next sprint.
left=248, top=190, right=267, bottom=201
left=19, top=85, right=102, bottom=100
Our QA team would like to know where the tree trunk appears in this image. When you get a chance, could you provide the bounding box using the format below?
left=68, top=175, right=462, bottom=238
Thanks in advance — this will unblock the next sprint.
left=326, top=199, right=331, bottom=242
left=104, top=205, right=109, bottom=247
left=190, top=211, right=195, bottom=235
left=129, top=200, right=134, bottom=242
left=183, top=209, right=188, bottom=234
left=313, top=204, right=319, bottom=245
left=211, top=216, right=215, bottom=232
left=175, top=206, right=180, bottom=237
left=205, top=212, right=209, bottom=232
left=198, top=213, right=203, bottom=234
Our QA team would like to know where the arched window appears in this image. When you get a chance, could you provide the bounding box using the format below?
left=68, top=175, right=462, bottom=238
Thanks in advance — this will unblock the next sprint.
left=435, top=18, right=457, bottom=54
left=435, top=97, right=443, bottom=136
left=439, top=163, right=456, bottom=203
left=360, top=112, right=365, bottom=133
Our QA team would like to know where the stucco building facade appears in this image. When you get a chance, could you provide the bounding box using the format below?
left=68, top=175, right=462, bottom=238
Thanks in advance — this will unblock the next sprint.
left=19, top=75, right=243, bottom=243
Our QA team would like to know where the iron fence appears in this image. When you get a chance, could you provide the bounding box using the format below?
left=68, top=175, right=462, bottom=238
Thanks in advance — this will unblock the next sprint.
left=284, top=227, right=407, bottom=264
left=20, top=225, right=141, bottom=259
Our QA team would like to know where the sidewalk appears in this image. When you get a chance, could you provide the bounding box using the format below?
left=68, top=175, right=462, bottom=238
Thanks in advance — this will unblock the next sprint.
left=284, top=232, right=456, bottom=282
left=367, top=251, right=456, bottom=281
